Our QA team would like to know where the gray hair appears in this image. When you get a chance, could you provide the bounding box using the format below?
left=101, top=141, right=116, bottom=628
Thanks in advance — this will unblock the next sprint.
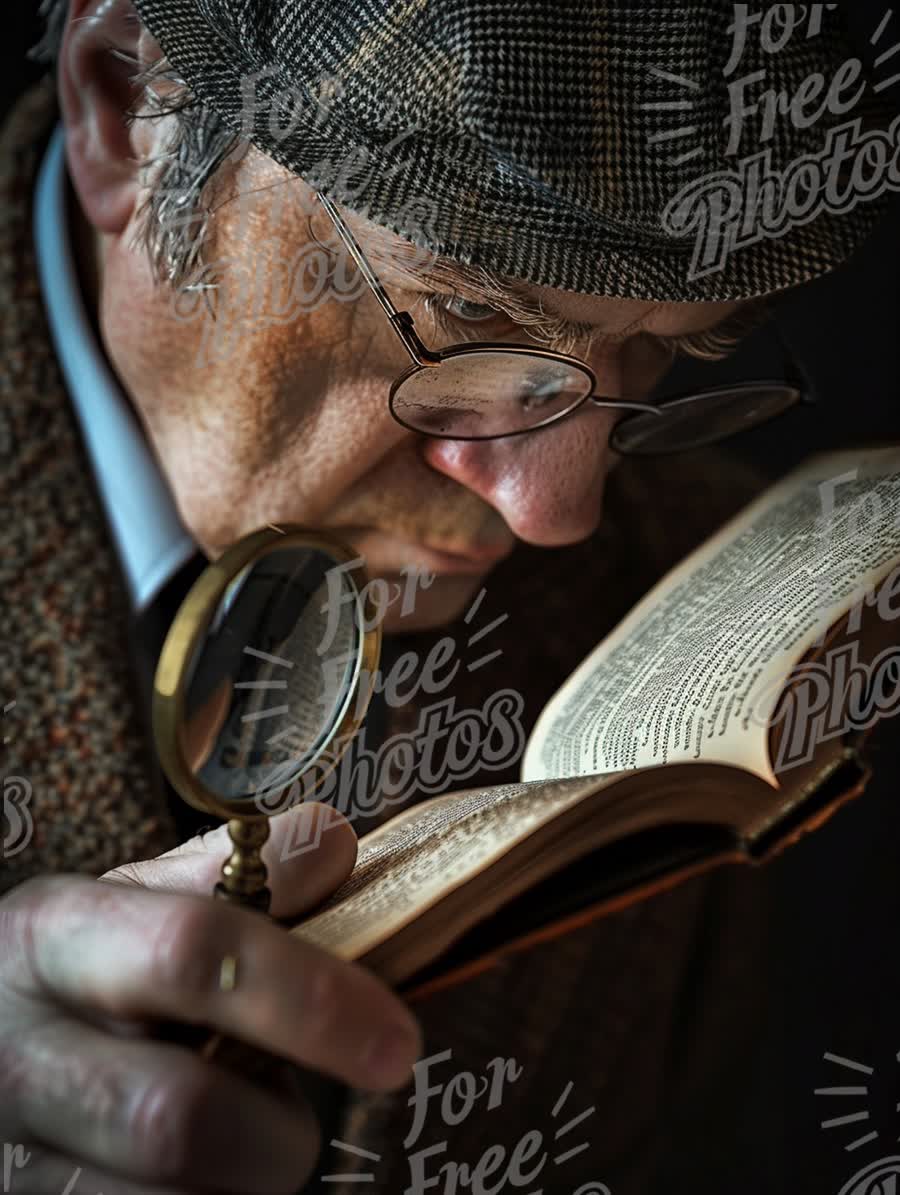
left=34, top=0, right=241, bottom=288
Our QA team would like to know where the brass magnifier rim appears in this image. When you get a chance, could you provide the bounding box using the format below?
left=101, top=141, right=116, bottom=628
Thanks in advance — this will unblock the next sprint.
left=152, top=525, right=382, bottom=821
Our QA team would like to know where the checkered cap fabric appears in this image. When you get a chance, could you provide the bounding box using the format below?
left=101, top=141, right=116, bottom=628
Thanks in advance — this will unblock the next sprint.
left=132, top=0, right=895, bottom=300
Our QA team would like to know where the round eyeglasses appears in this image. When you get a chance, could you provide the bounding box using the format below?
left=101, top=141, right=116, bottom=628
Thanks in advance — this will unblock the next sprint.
left=317, top=194, right=813, bottom=454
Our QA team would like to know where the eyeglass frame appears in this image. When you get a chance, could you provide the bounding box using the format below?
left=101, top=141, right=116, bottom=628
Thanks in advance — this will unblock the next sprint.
left=316, top=193, right=815, bottom=451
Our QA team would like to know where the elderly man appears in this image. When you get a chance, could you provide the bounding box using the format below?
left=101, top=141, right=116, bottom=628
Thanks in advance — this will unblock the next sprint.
left=0, top=0, right=896, bottom=1192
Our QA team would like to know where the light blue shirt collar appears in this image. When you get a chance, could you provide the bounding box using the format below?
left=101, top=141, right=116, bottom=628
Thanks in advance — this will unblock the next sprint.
left=33, top=127, right=196, bottom=613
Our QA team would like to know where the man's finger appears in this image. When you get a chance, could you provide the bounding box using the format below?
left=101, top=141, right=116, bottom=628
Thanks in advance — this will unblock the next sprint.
left=102, top=803, right=357, bottom=919
left=1, top=1146, right=201, bottom=1195
left=11, top=1017, right=318, bottom=1192
left=10, top=875, right=421, bottom=1092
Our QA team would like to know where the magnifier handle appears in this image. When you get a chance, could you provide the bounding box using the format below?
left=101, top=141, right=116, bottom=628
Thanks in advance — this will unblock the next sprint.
left=159, top=874, right=291, bottom=1095
left=199, top=1031, right=303, bottom=1099
left=195, top=852, right=291, bottom=1090
left=214, top=817, right=273, bottom=912
left=213, top=879, right=272, bottom=913
left=159, top=991, right=303, bottom=1101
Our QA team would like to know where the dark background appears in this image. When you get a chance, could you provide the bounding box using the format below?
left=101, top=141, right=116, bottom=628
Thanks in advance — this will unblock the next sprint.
left=4, top=8, right=45, bottom=118
left=3, top=4, right=899, bottom=1194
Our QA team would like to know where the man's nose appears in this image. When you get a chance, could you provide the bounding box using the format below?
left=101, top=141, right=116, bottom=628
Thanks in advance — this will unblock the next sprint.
left=420, top=405, right=619, bottom=547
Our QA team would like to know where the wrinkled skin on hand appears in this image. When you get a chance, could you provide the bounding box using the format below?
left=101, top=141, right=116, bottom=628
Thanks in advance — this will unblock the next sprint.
left=0, top=804, right=422, bottom=1194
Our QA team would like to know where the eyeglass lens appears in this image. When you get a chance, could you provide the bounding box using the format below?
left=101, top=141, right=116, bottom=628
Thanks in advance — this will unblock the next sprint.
left=390, top=350, right=594, bottom=439
left=391, top=349, right=801, bottom=451
left=610, top=383, right=802, bottom=455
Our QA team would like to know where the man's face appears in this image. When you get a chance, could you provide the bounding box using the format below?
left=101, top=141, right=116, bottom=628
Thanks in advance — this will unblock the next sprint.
left=94, top=142, right=744, bottom=631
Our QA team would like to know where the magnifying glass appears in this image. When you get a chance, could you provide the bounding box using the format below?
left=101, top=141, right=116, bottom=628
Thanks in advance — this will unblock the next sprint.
left=153, top=526, right=382, bottom=912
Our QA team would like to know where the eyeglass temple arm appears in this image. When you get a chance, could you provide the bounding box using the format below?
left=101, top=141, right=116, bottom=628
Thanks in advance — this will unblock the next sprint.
left=588, top=310, right=812, bottom=421
left=772, top=321, right=818, bottom=405
left=316, top=193, right=434, bottom=367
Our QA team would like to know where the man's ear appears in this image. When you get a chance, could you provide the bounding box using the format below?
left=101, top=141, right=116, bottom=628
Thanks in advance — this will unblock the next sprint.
left=58, top=0, right=147, bottom=234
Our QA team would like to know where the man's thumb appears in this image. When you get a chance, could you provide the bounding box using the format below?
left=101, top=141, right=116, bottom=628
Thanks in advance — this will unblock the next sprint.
left=101, top=803, right=358, bottom=918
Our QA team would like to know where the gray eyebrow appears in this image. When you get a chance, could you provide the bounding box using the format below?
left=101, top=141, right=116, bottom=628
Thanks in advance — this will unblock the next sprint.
left=367, top=238, right=598, bottom=353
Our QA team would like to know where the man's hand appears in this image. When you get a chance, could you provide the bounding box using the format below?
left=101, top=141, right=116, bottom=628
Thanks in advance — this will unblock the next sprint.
left=0, top=804, right=421, bottom=1194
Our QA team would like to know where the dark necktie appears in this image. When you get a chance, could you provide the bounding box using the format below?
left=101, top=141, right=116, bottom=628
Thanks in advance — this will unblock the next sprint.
left=129, top=551, right=216, bottom=843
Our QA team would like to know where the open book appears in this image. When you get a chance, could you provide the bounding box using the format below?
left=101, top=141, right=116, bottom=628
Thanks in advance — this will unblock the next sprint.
left=290, top=447, right=900, bottom=1000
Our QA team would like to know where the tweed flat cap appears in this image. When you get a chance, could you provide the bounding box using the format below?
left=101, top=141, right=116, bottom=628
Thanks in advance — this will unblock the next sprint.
left=132, top=0, right=898, bottom=301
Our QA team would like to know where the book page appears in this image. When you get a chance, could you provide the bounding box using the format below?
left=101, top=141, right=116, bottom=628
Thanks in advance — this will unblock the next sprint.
left=524, top=447, right=900, bottom=786
left=290, top=774, right=614, bottom=960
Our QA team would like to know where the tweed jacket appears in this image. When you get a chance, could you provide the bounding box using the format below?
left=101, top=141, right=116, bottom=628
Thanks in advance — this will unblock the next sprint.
left=1, top=81, right=784, bottom=1195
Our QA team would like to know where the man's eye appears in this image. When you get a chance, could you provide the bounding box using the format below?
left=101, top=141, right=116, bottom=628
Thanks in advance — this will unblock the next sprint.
left=437, top=295, right=501, bottom=323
